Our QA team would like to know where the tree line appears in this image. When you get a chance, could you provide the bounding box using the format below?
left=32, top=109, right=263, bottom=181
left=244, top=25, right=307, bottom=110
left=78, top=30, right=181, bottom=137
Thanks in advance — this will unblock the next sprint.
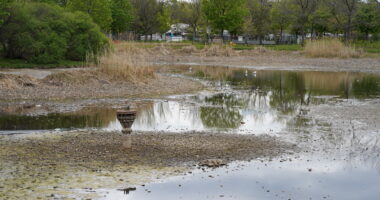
left=1, top=0, right=380, bottom=63
left=4, top=0, right=380, bottom=42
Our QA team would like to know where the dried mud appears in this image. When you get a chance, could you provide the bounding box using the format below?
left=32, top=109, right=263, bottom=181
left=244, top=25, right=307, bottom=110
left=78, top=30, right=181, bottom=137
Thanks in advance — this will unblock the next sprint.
left=0, top=71, right=203, bottom=101
left=0, top=131, right=295, bottom=199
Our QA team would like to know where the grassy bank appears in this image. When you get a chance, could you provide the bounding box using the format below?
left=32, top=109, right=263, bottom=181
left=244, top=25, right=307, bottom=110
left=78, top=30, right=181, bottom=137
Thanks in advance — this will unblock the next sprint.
left=353, top=41, right=380, bottom=53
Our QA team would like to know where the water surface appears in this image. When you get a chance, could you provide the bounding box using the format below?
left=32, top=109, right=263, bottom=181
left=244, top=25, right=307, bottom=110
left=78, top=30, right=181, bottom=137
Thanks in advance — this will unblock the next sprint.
left=1, top=67, right=380, bottom=134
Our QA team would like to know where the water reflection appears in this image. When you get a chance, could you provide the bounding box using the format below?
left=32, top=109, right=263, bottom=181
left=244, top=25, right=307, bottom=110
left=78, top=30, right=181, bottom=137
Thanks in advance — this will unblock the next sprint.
left=104, top=158, right=380, bottom=200
left=0, top=108, right=116, bottom=131
left=2, top=68, right=380, bottom=135
left=127, top=91, right=288, bottom=134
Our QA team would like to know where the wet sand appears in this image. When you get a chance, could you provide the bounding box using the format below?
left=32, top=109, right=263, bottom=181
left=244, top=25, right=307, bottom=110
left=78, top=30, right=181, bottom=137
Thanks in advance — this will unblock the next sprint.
left=0, top=131, right=295, bottom=199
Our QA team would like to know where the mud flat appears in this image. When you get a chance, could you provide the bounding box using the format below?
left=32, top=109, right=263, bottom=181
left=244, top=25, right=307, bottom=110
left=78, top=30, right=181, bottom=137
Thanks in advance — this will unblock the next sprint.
left=153, top=51, right=380, bottom=74
left=0, top=131, right=295, bottom=199
left=0, top=70, right=203, bottom=101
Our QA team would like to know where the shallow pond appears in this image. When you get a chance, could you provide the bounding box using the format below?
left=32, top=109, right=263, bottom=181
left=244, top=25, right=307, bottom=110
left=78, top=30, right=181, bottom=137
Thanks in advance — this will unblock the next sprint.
left=1, top=67, right=380, bottom=134
left=1, top=66, right=380, bottom=200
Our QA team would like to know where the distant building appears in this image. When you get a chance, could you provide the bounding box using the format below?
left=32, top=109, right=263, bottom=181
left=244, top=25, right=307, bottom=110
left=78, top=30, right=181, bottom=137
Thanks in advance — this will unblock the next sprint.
left=166, top=23, right=190, bottom=42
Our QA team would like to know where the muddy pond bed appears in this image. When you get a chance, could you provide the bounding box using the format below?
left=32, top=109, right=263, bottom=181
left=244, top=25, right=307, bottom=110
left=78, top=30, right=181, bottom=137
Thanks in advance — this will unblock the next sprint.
left=1, top=66, right=380, bottom=199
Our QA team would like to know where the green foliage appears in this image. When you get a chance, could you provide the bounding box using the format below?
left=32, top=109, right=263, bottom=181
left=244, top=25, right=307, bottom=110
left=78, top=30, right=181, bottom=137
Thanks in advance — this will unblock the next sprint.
left=355, top=2, right=380, bottom=38
left=247, top=0, right=271, bottom=43
left=131, top=0, right=160, bottom=36
left=157, top=5, right=171, bottom=33
left=0, top=0, right=13, bottom=25
left=110, top=0, right=133, bottom=35
left=202, top=0, right=248, bottom=36
left=0, top=3, right=109, bottom=64
left=310, top=3, right=332, bottom=36
left=271, top=0, right=292, bottom=39
left=67, top=0, right=113, bottom=32
left=353, top=41, right=380, bottom=53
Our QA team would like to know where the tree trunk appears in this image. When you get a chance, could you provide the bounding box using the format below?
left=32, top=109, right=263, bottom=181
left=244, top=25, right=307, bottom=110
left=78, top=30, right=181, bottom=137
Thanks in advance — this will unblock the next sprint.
left=345, top=14, right=353, bottom=42
left=221, top=29, right=224, bottom=44
left=192, top=27, right=196, bottom=44
left=259, top=35, right=263, bottom=45
left=301, top=25, right=305, bottom=46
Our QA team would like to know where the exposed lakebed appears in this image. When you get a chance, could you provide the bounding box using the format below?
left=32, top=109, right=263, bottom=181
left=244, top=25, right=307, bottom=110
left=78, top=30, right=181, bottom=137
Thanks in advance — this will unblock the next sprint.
left=1, top=66, right=380, bottom=199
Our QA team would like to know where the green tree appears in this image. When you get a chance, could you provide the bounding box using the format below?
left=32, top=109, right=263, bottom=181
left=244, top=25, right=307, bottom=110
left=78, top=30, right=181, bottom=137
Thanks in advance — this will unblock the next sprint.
left=202, top=0, right=247, bottom=42
left=271, top=0, right=292, bottom=43
left=329, top=0, right=360, bottom=41
left=157, top=3, right=171, bottom=34
left=290, top=0, right=318, bottom=45
left=110, top=0, right=133, bottom=37
left=67, top=0, right=113, bottom=32
left=0, top=0, right=12, bottom=26
left=247, top=0, right=271, bottom=44
left=0, top=2, right=109, bottom=63
left=310, top=2, right=333, bottom=37
left=131, top=0, right=160, bottom=39
left=184, top=0, right=202, bottom=42
left=354, top=2, right=380, bottom=40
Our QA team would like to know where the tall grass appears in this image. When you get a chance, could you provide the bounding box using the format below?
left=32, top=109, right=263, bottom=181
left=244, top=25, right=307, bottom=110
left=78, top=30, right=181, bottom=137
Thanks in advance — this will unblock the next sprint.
left=97, top=42, right=154, bottom=82
left=304, top=39, right=362, bottom=58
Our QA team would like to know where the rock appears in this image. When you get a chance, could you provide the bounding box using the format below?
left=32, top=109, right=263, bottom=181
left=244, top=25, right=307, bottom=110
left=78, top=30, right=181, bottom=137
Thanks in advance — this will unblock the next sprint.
left=199, top=159, right=227, bottom=168
left=117, top=187, right=136, bottom=194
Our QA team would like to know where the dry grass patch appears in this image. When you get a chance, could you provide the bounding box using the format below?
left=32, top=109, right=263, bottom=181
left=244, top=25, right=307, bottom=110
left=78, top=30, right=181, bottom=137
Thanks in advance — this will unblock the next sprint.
left=97, top=42, right=155, bottom=82
left=304, top=39, right=363, bottom=58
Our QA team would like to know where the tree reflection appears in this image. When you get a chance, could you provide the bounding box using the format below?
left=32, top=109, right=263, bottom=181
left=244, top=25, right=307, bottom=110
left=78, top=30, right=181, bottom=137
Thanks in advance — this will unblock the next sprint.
left=352, top=76, right=380, bottom=98
left=200, top=94, right=244, bottom=129
left=200, top=107, right=242, bottom=129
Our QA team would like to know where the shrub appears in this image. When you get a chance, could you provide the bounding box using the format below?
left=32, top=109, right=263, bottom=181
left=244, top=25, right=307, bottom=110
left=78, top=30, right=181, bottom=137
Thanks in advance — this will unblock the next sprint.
left=304, top=39, right=362, bottom=58
left=0, top=3, right=109, bottom=64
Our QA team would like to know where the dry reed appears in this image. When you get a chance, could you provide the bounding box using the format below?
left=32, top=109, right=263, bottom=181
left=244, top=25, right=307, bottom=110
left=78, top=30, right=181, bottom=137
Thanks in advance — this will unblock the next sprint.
left=304, top=38, right=362, bottom=58
left=97, top=42, right=155, bottom=82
